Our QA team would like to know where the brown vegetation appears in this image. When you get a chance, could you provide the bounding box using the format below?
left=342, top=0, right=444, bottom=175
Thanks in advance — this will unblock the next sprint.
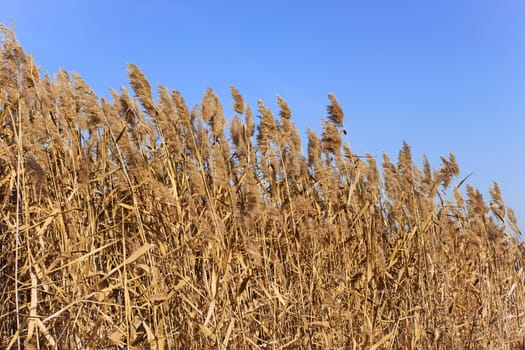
left=1, top=25, right=524, bottom=349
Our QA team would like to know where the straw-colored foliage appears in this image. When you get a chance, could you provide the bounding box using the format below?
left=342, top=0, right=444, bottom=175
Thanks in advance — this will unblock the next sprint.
left=1, top=25, right=524, bottom=349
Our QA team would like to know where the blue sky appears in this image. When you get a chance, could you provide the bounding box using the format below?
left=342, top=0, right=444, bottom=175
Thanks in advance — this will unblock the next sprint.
left=2, top=1, right=524, bottom=229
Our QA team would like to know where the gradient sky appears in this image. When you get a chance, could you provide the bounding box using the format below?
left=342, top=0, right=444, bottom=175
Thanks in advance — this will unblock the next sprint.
left=2, top=1, right=524, bottom=229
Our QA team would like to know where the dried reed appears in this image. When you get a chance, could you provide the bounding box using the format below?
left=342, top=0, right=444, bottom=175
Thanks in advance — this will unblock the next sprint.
left=1, top=25, right=524, bottom=349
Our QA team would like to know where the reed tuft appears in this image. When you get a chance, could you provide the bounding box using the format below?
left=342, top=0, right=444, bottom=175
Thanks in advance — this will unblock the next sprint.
left=0, top=25, right=523, bottom=349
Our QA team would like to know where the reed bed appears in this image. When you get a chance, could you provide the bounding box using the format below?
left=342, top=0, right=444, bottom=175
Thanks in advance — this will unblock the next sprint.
left=1, top=25, right=524, bottom=349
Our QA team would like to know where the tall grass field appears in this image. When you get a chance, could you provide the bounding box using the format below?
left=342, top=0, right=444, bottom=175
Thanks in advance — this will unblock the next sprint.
left=1, top=24, right=524, bottom=349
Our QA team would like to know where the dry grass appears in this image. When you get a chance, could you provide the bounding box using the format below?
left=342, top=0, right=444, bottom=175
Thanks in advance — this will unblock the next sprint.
left=1, top=24, right=524, bottom=349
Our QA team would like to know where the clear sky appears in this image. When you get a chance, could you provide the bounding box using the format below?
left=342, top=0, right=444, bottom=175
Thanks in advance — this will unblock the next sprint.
left=2, top=1, right=524, bottom=229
